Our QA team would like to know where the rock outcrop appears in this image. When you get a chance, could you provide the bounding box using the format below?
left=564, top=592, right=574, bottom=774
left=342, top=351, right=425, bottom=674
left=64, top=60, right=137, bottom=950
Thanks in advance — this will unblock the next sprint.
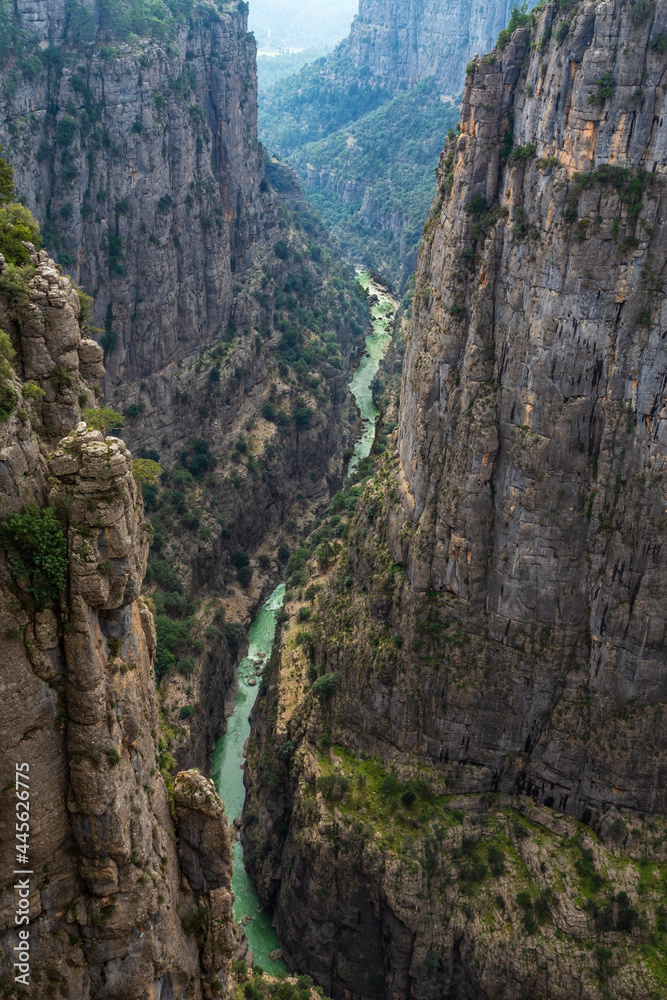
left=243, top=1, right=667, bottom=997
left=0, top=250, right=236, bottom=998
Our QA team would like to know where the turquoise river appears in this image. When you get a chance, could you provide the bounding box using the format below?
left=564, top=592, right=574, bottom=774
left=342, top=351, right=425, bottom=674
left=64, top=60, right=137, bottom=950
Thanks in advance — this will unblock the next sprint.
left=210, top=273, right=397, bottom=970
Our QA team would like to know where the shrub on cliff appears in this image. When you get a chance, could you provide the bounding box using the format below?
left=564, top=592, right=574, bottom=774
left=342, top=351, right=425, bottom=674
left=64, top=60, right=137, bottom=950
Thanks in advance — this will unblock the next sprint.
left=496, top=3, right=532, bottom=49
left=0, top=203, right=41, bottom=266
left=223, top=620, right=247, bottom=653
left=312, top=671, right=340, bottom=702
left=316, top=772, right=349, bottom=801
left=0, top=329, right=17, bottom=420
left=83, top=406, right=124, bottom=434
left=132, top=458, right=162, bottom=483
left=0, top=505, right=68, bottom=610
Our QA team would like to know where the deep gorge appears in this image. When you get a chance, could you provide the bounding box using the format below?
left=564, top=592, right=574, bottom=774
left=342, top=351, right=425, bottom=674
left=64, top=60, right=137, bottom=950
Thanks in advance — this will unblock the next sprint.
left=0, top=0, right=666, bottom=998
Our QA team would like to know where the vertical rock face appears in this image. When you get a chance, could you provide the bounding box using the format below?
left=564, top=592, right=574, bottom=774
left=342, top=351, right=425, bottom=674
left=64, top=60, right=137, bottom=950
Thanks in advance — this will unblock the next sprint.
left=0, top=259, right=236, bottom=998
left=0, top=0, right=260, bottom=385
left=243, top=2, right=667, bottom=997
left=394, top=0, right=667, bottom=816
left=345, top=0, right=519, bottom=95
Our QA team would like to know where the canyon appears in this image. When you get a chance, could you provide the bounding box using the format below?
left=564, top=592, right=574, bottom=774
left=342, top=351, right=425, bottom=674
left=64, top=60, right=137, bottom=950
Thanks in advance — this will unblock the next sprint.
left=243, top=0, right=667, bottom=997
left=0, top=0, right=665, bottom=998
left=259, top=0, right=530, bottom=287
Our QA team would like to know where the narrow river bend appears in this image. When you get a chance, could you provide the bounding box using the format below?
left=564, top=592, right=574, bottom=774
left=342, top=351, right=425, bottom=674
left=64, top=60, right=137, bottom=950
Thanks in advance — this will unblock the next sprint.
left=210, top=273, right=397, bottom=970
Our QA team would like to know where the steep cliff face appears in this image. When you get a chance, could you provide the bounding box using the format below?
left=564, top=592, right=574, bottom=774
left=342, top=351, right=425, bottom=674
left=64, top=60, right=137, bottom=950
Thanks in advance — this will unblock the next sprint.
left=243, top=1, right=667, bottom=996
left=0, top=0, right=260, bottom=386
left=0, top=0, right=370, bottom=781
left=394, top=0, right=667, bottom=817
left=345, top=0, right=518, bottom=96
left=0, top=245, right=236, bottom=998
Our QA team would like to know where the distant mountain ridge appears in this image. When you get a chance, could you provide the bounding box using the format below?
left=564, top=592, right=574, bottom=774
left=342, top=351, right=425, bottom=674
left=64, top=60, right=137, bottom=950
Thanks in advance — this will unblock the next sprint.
left=260, top=0, right=529, bottom=288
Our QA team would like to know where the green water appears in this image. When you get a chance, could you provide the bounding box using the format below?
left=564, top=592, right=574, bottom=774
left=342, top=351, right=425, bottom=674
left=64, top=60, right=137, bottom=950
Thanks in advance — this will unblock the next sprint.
left=347, top=272, right=398, bottom=479
left=211, top=584, right=288, bottom=972
left=210, top=276, right=396, bottom=970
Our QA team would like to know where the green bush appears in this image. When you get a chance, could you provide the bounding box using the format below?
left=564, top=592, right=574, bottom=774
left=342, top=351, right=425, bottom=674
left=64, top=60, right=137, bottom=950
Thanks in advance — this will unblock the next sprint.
left=82, top=406, right=124, bottom=434
left=590, top=73, right=616, bottom=106
left=223, top=620, right=246, bottom=652
left=496, top=3, right=532, bottom=49
left=293, top=401, right=313, bottom=430
left=0, top=145, right=15, bottom=206
left=23, top=381, right=45, bottom=401
left=132, top=458, right=161, bottom=483
left=487, top=844, right=506, bottom=875
left=0, top=505, right=68, bottom=610
left=277, top=542, right=290, bottom=562
left=311, top=671, right=341, bottom=702
left=231, top=960, right=248, bottom=981
left=632, top=0, right=654, bottom=25
left=274, top=239, right=289, bottom=260
left=177, top=657, right=194, bottom=676
left=380, top=774, right=400, bottom=796
left=466, top=195, right=488, bottom=216
left=0, top=203, right=41, bottom=265
left=316, top=773, right=349, bottom=800
left=556, top=21, right=569, bottom=42
left=56, top=116, right=78, bottom=147
left=508, top=143, right=537, bottom=164
left=146, top=559, right=183, bottom=593
left=179, top=704, right=195, bottom=719
left=0, top=379, right=17, bottom=420
left=262, top=400, right=277, bottom=421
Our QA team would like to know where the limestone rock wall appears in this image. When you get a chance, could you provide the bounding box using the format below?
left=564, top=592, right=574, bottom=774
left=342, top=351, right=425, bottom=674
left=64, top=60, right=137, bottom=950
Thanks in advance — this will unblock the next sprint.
left=345, top=0, right=519, bottom=96
left=391, top=0, right=667, bottom=817
left=0, top=268, right=236, bottom=998
left=0, top=0, right=260, bottom=386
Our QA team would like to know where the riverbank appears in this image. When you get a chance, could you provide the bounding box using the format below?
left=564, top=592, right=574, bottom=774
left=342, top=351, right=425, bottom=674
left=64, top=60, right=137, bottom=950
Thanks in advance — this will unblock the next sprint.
left=347, top=273, right=398, bottom=479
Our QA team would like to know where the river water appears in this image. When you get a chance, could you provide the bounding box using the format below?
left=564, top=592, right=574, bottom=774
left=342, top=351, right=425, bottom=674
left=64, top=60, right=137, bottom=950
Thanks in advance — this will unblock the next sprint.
left=210, top=585, right=287, bottom=971
left=346, top=272, right=398, bottom=478
left=210, top=273, right=396, bottom=970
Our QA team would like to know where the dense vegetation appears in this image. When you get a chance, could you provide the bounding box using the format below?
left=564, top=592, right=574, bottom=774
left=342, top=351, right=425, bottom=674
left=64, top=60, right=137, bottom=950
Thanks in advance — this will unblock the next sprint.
left=259, top=49, right=391, bottom=156
left=228, top=965, right=334, bottom=1000
left=259, top=44, right=459, bottom=290
left=289, top=81, right=458, bottom=289
left=0, top=0, right=240, bottom=56
left=257, top=48, right=332, bottom=91
left=0, top=506, right=68, bottom=610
